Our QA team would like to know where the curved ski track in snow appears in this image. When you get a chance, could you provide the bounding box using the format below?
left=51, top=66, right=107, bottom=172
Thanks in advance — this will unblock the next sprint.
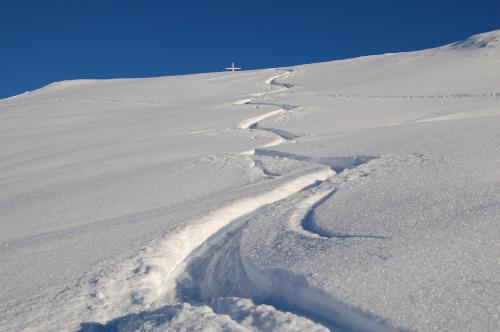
left=70, top=69, right=339, bottom=330
left=150, top=69, right=307, bottom=302
left=235, top=70, right=301, bottom=156
left=179, top=154, right=422, bottom=332
left=250, top=69, right=294, bottom=97
left=170, top=72, right=411, bottom=331
left=78, top=70, right=415, bottom=331
left=293, top=155, right=415, bottom=240
left=237, top=109, right=285, bottom=130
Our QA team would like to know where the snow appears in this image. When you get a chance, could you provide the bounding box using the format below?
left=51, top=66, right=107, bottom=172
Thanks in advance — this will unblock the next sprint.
left=80, top=298, right=327, bottom=332
left=1, top=30, right=500, bottom=331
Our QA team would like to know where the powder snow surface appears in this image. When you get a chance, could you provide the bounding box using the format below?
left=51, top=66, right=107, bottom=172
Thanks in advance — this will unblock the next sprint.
left=1, top=30, right=499, bottom=332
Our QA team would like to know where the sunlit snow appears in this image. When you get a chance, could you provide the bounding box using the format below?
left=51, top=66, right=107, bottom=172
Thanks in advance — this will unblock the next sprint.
left=1, top=30, right=499, bottom=331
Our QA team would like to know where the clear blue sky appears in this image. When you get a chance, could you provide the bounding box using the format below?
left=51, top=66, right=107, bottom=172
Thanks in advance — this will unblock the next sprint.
left=1, top=0, right=499, bottom=99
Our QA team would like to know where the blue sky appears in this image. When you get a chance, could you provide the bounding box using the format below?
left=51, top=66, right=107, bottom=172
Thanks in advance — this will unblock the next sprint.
left=1, top=0, right=499, bottom=99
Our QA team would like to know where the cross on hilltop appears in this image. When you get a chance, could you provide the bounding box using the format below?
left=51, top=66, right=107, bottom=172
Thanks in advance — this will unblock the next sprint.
left=225, top=62, right=241, bottom=72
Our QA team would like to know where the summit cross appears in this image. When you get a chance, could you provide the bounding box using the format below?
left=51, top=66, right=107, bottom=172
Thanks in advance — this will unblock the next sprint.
left=225, top=62, right=241, bottom=72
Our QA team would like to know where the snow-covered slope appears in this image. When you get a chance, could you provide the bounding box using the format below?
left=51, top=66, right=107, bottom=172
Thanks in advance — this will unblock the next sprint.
left=1, top=30, right=499, bottom=331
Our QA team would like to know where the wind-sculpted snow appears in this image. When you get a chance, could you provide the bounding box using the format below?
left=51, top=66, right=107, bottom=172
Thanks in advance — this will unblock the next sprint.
left=1, top=30, right=500, bottom=331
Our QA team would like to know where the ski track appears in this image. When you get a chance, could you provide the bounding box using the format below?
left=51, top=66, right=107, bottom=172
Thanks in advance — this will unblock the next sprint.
left=235, top=69, right=302, bottom=157
left=177, top=154, right=421, bottom=332
left=166, top=69, right=399, bottom=331
left=237, top=109, right=285, bottom=130
left=231, top=156, right=424, bottom=332
left=150, top=68, right=307, bottom=305
left=122, top=167, right=335, bottom=306
left=78, top=69, right=411, bottom=331
left=249, top=70, right=294, bottom=97
left=251, top=159, right=282, bottom=178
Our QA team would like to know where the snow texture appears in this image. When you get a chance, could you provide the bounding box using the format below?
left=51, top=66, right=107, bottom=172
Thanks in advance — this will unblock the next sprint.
left=1, top=30, right=500, bottom=331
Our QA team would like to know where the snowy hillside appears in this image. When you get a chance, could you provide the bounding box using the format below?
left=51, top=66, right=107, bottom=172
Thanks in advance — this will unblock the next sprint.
left=1, top=30, right=499, bottom=331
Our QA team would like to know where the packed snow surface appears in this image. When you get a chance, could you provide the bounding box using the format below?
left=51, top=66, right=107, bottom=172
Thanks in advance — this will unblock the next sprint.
left=1, top=30, right=500, bottom=331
